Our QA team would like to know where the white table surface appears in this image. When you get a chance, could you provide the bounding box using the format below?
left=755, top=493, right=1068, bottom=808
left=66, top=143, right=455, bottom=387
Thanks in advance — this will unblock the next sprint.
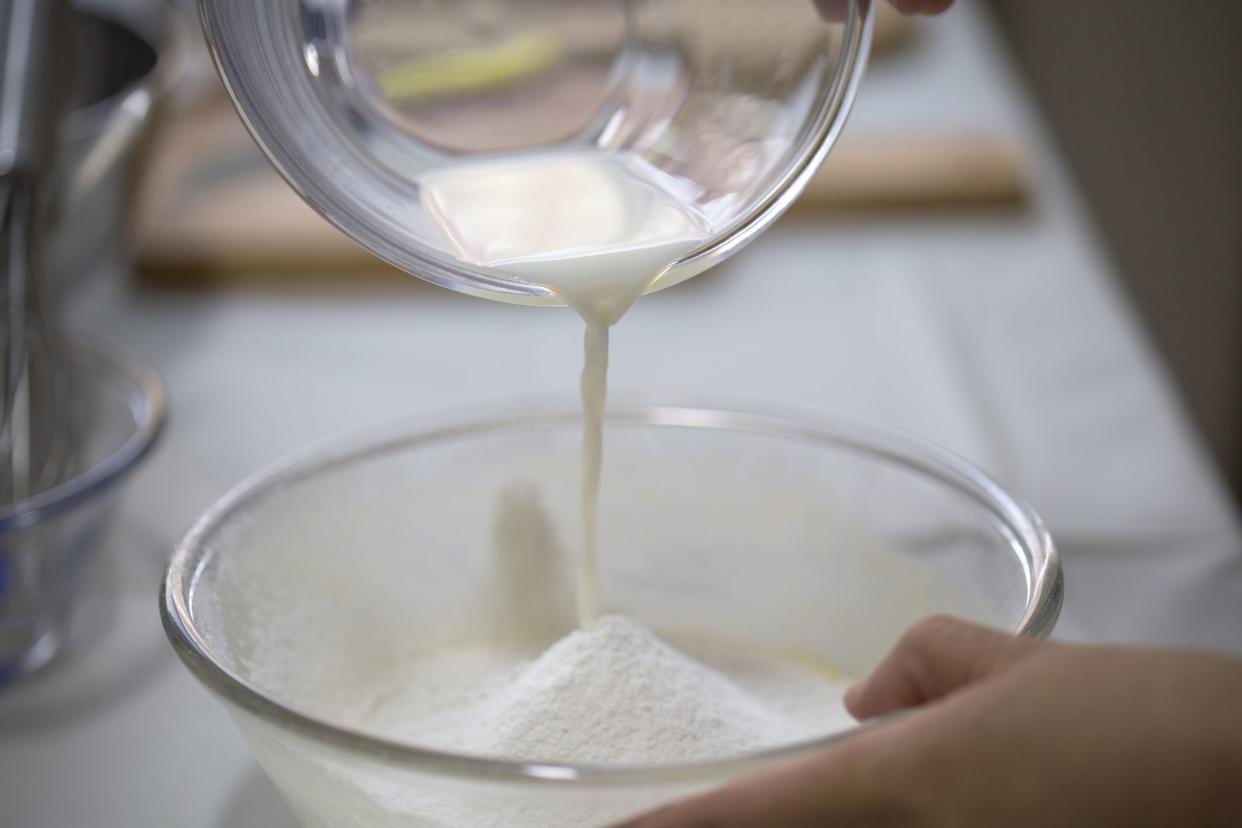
left=3, top=3, right=1240, bottom=826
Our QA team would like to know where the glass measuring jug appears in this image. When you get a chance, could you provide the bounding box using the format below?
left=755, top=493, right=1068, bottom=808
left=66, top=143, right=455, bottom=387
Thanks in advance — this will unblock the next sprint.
left=197, top=0, right=874, bottom=303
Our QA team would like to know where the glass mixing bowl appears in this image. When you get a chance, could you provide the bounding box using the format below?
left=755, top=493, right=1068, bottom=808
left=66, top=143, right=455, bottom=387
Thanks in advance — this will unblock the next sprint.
left=1, top=342, right=165, bottom=683
left=162, top=402, right=1061, bottom=827
left=196, top=0, right=873, bottom=303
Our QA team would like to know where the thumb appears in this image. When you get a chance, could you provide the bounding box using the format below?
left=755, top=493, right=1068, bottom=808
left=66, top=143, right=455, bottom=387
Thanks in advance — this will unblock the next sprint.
left=844, top=615, right=1041, bottom=720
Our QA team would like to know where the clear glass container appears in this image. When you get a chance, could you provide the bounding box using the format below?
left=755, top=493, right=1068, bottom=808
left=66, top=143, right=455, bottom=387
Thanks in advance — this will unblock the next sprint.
left=0, top=342, right=165, bottom=683
left=197, top=0, right=873, bottom=303
left=162, top=401, right=1061, bottom=827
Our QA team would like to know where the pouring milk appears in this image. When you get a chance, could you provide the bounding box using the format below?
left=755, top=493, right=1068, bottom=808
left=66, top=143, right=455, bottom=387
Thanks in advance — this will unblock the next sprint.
left=420, top=150, right=710, bottom=625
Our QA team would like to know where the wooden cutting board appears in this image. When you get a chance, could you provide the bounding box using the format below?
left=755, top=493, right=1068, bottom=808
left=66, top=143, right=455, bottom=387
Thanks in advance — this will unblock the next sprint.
left=133, top=94, right=1025, bottom=285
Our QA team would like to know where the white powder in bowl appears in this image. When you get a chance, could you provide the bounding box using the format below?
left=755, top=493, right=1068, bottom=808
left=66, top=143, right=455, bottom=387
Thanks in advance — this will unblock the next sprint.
left=363, top=614, right=853, bottom=764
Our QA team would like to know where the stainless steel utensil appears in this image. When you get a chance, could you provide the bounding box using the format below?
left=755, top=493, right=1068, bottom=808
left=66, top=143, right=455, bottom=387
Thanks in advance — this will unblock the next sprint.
left=56, top=1, right=190, bottom=286
left=0, top=0, right=77, bottom=506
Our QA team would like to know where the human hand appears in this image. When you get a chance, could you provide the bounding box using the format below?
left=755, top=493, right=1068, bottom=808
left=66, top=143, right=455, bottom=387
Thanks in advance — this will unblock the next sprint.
left=614, top=616, right=1242, bottom=827
left=887, top=0, right=954, bottom=14
left=816, top=0, right=955, bottom=20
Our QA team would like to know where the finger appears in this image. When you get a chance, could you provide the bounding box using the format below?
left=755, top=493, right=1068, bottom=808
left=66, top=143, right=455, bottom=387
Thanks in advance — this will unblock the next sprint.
left=813, top=0, right=847, bottom=22
left=844, top=615, right=1041, bottom=720
left=609, top=739, right=913, bottom=828
left=891, top=0, right=956, bottom=14
left=820, top=0, right=955, bottom=22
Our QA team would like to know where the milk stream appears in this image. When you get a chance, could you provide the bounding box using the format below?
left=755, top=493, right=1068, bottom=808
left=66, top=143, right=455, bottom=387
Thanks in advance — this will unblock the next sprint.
left=421, top=151, right=709, bottom=625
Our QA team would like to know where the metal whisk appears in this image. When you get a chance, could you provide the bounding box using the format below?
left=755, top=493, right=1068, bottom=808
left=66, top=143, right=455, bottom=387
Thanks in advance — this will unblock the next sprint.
left=0, top=0, right=77, bottom=506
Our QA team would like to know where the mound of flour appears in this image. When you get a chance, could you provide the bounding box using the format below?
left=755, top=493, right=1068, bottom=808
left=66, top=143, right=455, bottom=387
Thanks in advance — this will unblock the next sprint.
left=372, top=614, right=849, bottom=764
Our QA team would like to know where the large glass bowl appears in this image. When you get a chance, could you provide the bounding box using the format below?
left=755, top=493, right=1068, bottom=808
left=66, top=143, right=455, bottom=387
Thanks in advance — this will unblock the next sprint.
left=197, top=0, right=873, bottom=303
left=162, top=402, right=1061, bottom=827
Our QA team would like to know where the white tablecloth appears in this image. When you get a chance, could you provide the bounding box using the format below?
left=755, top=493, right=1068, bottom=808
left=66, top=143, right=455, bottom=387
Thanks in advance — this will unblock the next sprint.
left=2, top=2, right=1239, bottom=826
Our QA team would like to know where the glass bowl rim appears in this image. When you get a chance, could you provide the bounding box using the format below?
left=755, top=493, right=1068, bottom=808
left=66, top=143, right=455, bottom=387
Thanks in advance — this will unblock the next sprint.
left=161, top=399, right=1061, bottom=787
left=0, top=340, right=167, bottom=532
left=195, top=0, right=875, bottom=305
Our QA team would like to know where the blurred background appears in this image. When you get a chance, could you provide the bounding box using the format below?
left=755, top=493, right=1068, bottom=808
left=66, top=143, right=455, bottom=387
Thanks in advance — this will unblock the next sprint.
left=992, top=1, right=1242, bottom=497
